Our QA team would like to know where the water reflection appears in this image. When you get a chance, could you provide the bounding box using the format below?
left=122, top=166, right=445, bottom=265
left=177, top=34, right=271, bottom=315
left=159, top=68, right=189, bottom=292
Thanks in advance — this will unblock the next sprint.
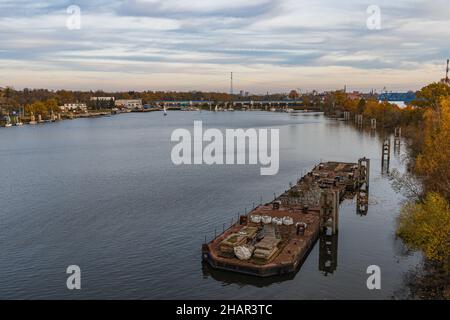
left=318, top=231, right=339, bottom=275
left=356, top=190, right=369, bottom=216
left=394, top=138, right=401, bottom=155
left=201, top=262, right=297, bottom=288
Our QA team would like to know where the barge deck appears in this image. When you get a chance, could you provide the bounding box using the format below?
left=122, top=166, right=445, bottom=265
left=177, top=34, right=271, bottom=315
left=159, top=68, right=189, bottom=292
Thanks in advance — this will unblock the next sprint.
left=202, top=159, right=370, bottom=277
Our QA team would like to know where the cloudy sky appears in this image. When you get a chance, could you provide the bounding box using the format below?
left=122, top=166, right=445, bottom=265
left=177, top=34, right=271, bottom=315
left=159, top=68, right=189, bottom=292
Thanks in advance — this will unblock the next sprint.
left=0, top=0, right=449, bottom=93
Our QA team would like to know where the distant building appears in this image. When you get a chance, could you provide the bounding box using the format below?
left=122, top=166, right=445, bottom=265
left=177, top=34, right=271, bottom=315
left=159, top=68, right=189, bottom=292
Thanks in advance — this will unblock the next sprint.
left=347, top=91, right=362, bottom=100
left=115, top=99, right=143, bottom=109
left=90, top=96, right=115, bottom=101
left=60, top=103, right=87, bottom=111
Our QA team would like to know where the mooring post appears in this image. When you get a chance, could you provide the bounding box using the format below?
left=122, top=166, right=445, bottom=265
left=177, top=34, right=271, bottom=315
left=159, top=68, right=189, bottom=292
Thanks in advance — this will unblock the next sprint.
left=357, top=158, right=370, bottom=215
left=357, top=114, right=363, bottom=126
left=382, top=139, right=391, bottom=173
left=319, top=190, right=338, bottom=235
left=343, top=111, right=350, bottom=121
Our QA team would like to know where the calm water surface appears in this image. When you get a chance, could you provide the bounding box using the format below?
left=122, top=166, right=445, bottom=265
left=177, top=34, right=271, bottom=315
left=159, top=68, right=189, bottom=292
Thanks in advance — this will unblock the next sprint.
left=0, top=111, right=420, bottom=299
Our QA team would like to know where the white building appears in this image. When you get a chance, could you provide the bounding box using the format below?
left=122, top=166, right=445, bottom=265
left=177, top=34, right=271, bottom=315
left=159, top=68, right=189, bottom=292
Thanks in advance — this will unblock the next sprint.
left=90, top=97, right=115, bottom=101
left=115, top=99, right=142, bottom=109
left=60, top=103, right=88, bottom=111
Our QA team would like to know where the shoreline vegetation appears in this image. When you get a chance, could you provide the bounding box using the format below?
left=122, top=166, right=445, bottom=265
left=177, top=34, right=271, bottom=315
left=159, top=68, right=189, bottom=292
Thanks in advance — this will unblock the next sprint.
left=1, top=83, right=449, bottom=299
left=324, top=82, right=450, bottom=299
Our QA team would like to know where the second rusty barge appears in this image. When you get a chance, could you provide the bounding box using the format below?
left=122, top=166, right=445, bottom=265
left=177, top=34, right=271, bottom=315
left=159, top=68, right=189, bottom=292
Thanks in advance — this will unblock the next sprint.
left=202, top=158, right=370, bottom=277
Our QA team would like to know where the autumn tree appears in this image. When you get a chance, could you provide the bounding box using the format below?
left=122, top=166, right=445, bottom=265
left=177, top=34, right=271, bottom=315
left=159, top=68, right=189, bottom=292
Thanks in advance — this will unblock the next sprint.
left=397, top=192, right=450, bottom=270
left=413, top=82, right=450, bottom=110
left=288, top=90, right=299, bottom=100
left=414, top=97, right=450, bottom=199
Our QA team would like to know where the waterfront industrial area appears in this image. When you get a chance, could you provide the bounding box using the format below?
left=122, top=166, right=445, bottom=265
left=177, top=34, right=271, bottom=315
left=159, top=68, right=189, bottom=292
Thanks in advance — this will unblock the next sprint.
left=0, top=87, right=419, bottom=127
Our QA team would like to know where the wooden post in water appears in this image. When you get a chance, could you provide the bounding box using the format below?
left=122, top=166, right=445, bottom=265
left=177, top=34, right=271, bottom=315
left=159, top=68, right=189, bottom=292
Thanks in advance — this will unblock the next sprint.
left=319, top=189, right=339, bottom=234
left=382, top=138, right=390, bottom=174
left=343, top=111, right=350, bottom=121
left=356, top=114, right=363, bottom=126
left=357, top=158, right=370, bottom=215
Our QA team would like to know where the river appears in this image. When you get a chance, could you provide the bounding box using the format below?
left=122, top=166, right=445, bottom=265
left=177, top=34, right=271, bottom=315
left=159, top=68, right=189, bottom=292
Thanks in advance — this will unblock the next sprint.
left=0, top=111, right=421, bottom=299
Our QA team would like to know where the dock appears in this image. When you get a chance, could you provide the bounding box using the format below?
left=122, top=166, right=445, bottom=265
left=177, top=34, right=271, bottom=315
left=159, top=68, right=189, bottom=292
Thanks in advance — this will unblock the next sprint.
left=202, top=159, right=370, bottom=277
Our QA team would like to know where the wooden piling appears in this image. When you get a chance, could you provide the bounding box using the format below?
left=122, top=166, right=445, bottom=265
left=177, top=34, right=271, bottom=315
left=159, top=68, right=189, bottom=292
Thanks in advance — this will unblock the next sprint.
left=382, top=139, right=390, bottom=174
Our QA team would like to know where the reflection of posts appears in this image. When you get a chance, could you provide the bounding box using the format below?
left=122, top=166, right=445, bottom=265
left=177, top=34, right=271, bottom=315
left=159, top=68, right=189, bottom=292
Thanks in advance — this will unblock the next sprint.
left=319, top=232, right=338, bottom=275
left=357, top=190, right=369, bottom=215
left=381, top=138, right=390, bottom=174
left=394, top=138, right=401, bottom=155
left=394, top=127, right=401, bottom=155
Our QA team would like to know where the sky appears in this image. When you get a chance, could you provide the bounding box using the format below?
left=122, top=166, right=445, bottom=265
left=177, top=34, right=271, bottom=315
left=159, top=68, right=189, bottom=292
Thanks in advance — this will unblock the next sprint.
left=0, top=0, right=449, bottom=93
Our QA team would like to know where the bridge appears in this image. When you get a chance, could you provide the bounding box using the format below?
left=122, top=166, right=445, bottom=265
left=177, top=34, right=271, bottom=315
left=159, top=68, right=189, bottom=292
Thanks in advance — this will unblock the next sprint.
left=150, top=100, right=319, bottom=110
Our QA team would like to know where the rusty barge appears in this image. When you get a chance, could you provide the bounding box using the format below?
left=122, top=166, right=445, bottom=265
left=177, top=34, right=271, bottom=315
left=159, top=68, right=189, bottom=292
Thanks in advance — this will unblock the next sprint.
left=202, top=159, right=370, bottom=277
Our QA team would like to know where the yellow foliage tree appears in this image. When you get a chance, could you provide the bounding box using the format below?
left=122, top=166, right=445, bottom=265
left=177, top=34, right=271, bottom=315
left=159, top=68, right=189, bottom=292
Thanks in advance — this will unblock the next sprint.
left=398, top=192, right=450, bottom=268
left=415, top=97, right=450, bottom=199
